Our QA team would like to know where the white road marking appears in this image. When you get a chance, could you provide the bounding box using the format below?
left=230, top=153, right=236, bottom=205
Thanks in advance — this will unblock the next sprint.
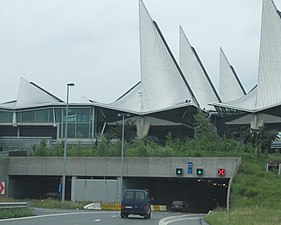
left=94, top=219, right=101, bottom=222
left=159, top=214, right=205, bottom=225
left=0, top=211, right=118, bottom=222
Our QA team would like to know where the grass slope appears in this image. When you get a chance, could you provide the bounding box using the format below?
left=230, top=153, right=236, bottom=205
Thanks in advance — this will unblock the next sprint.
left=205, top=154, right=281, bottom=225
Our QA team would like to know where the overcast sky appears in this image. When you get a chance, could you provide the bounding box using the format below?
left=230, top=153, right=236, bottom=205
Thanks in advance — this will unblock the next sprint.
left=0, top=0, right=280, bottom=104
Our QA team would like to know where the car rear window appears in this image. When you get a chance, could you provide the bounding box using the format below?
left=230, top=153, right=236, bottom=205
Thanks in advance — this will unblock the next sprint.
left=135, top=191, right=145, bottom=200
left=123, top=191, right=145, bottom=200
left=173, top=201, right=184, bottom=205
left=124, top=191, right=134, bottom=199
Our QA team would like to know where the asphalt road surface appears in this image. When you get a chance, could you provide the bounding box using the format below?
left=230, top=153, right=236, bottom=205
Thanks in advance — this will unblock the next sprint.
left=0, top=208, right=209, bottom=225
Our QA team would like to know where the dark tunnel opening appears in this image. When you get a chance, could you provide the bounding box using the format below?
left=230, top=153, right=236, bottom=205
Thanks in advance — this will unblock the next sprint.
left=124, top=177, right=229, bottom=212
left=9, top=175, right=72, bottom=200
left=9, top=175, right=229, bottom=212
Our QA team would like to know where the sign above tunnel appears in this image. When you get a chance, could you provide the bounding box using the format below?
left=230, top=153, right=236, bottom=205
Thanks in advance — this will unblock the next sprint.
left=187, top=162, right=193, bottom=174
left=218, top=168, right=225, bottom=177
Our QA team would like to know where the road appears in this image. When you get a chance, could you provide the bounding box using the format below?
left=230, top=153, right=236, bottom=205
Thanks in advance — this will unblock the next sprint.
left=0, top=208, right=209, bottom=225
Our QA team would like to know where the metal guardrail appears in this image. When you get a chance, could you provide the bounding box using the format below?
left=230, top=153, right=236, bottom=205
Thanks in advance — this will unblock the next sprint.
left=0, top=202, right=28, bottom=209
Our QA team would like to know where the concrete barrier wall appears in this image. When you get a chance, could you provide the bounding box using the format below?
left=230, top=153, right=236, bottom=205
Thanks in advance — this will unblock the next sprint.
left=7, top=157, right=240, bottom=178
left=72, top=178, right=118, bottom=202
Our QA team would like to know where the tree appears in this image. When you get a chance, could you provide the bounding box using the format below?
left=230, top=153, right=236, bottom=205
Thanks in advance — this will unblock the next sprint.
left=244, top=126, right=278, bottom=154
left=193, top=111, right=220, bottom=151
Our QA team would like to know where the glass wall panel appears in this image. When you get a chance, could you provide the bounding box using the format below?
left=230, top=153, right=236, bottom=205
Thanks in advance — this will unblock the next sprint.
left=55, top=108, right=62, bottom=123
left=22, top=111, right=35, bottom=122
left=17, top=112, right=22, bottom=123
left=35, top=109, right=49, bottom=122
left=77, top=108, right=90, bottom=122
left=64, top=108, right=77, bottom=122
left=0, top=111, right=13, bottom=122
left=67, top=124, right=75, bottom=138
left=77, top=124, right=90, bottom=138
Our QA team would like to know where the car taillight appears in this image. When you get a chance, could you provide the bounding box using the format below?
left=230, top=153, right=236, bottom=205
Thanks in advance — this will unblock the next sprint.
left=143, top=204, right=148, bottom=210
left=121, top=204, right=125, bottom=209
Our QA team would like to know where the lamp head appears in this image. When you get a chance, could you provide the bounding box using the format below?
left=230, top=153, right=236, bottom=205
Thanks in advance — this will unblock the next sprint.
left=67, top=83, right=75, bottom=87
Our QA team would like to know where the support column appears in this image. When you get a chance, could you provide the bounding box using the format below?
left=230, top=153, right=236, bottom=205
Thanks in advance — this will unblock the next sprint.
left=71, top=176, right=77, bottom=201
left=136, top=117, right=151, bottom=139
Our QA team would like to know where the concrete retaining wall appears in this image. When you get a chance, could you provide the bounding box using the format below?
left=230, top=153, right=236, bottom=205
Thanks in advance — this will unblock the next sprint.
left=8, top=157, right=240, bottom=179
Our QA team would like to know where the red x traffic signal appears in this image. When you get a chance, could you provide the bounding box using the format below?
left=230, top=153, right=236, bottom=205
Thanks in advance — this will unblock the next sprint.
left=218, top=168, right=225, bottom=177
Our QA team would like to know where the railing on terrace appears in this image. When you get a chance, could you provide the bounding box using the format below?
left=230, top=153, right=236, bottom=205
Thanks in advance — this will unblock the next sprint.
left=0, top=137, right=53, bottom=152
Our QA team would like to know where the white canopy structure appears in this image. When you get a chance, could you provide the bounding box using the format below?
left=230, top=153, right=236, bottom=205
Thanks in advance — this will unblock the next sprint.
left=219, top=48, right=246, bottom=103
left=179, top=26, right=221, bottom=111
left=211, top=0, right=281, bottom=129
left=0, top=77, right=63, bottom=109
left=111, top=0, right=199, bottom=114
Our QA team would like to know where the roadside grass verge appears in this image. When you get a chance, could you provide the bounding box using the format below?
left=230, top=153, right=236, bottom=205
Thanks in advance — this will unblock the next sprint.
left=206, top=207, right=281, bottom=225
left=0, top=208, right=33, bottom=219
left=0, top=199, right=89, bottom=219
left=28, top=199, right=90, bottom=209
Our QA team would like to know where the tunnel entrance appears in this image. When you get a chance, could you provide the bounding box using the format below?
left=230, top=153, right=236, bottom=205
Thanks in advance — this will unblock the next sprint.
left=124, top=177, right=229, bottom=212
left=9, top=175, right=229, bottom=212
left=9, top=175, right=72, bottom=200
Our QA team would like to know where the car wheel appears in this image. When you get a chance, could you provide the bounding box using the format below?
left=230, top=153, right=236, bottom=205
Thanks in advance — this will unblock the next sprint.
left=121, top=213, right=127, bottom=218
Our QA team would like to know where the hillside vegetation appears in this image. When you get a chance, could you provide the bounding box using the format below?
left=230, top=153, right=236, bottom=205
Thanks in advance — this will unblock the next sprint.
left=205, top=153, right=281, bottom=225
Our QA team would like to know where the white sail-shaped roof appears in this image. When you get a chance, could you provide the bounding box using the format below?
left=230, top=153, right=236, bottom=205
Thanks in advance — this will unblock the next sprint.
left=110, top=82, right=143, bottom=112
left=179, top=26, right=220, bottom=111
left=138, top=0, right=198, bottom=112
left=211, top=0, right=281, bottom=113
left=256, top=0, right=281, bottom=109
left=214, top=86, right=257, bottom=112
left=16, top=77, right=63, bottom=108
left=111, top=0, right=198, bottom=113
left=219, top=48, right=246, bottom=102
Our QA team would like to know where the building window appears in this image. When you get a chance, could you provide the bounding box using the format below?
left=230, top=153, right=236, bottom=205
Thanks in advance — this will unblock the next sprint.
left=0, top=111, right=13, bottom=123
left=35, top=109, right=49, bottom=122
left=22, top=111, right=35, bottom=122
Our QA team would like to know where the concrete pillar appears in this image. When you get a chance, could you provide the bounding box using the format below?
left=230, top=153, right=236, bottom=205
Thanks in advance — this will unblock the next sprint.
left=117, top=177, right=122, bottom=203
left=71, top=176, right=77, bottom=201
left=56, top=123, right=60, bottom=140
left=250, top=114, right=264, bottom=130
left=136, top=117, right=151, bottom=139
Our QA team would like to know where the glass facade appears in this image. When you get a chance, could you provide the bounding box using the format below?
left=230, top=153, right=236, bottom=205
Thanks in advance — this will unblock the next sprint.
left=17, top=108, right=54, bottom=123
left=0, top=106, right=97, bottom=139
left=0, top=110, right=13, bottom=123
left=62, top=107, right=93, bottom=139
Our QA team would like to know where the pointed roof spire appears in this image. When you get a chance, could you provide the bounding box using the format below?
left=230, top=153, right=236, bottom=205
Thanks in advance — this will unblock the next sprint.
left=211, top=0, right=281, bottom=114
left=256, top=0, right=281, bottom=108
left=179, top=26, right=220, bottom=111
left=139, top=0, right=198, bottom=112
left=16, top=77, right=63, bottom=108
left=219, top=48, right=246, bottom=102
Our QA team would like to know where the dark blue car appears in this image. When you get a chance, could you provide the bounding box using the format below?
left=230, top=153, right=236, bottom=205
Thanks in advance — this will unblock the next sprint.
left=120, top=189, right=151, bottom=219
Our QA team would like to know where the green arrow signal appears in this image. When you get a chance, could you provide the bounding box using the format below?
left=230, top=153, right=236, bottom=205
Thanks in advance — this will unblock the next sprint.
left=197, top=168, right=203, bottom=175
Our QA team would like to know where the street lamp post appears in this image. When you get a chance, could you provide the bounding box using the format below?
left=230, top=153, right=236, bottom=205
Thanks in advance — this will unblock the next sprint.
left=62, top=83, right=75, bottom=202
left=118, top=113, right=130, bottom=202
